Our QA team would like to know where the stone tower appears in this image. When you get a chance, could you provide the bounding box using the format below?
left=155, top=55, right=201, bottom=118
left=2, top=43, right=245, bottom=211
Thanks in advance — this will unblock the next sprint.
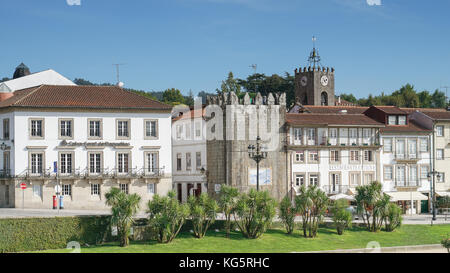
left=13, top=63, right=31, bottom=79
left=294, top=66, right=335, bottom=106
left=294, top=39, right=335, bottom=106
left=205, top=92, right=288, bottom=201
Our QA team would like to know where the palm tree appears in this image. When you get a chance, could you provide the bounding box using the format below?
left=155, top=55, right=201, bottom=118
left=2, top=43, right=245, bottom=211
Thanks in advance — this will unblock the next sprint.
left=355, top=181, right=383, bottom=232
left=105, top=187, right=141, bottom=247
left=218, top=185, right=239, bottom=237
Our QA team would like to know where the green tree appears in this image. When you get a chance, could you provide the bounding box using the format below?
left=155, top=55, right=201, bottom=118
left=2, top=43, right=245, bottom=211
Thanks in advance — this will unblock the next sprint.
left=418, top=90, right=432, bottom=108
left=279, top=196, right=297, bottom=235
left=331, top=199, right=352, bottom=235
left=217, top=72, right=241, bottom=96
left=218, top=185, right=240, bottom=238
left=234, top=189, right=277, bottom=239
left=147, top=191, right=189, bottom=244
left=105, top=188, right=141, bottom=247
left=163, top=88, right=186, bottom=105
left=295, top=186, right=329, bottom=238
left=339, top=93, right=358, bottom=104
left=355, top=181, right=385, bottom=232
left=187, top=193, right=219, bottom=239
left=382, top=203, right=402, bottom=232
left=431, top=89, right=447, bottom=108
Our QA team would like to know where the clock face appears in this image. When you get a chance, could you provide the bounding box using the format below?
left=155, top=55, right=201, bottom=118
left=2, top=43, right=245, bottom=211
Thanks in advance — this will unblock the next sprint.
left=320, top=75, right=329, bottom=86
left=300, top=76, right=308, bottom=87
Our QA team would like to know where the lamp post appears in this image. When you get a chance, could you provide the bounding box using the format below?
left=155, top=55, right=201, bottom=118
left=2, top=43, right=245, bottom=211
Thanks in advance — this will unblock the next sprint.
left=428, top=171, right=441, bottom=221
left=248, top=136, right=267, bottom=191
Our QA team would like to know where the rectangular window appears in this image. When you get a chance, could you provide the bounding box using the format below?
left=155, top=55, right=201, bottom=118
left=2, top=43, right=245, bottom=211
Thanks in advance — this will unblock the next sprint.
left=308, top=151, right=319, bottom=162
left=176, top=125, right=182, bottom=140
left=420, top=165, right=429, bottom=179
left=31, top=153, right=43, bottom=174
left=384, top=138, right=392, bottom=152
left=420, top=138, right=428, bottom=152
left=89, top=120, right=101, bottom=138
left=117, top=120, right=130, bottom=138
left=350, top=150, right=360, bottom=162
left=120, top=184, right=129, bottom=194
left=364, top=150, right=374, bottom=162
left=3, top=151, right=10, bottom=175
left=398, top=115, right=406, bottom=125
left=350, top=173, right=360, bottom=186
left=60, top=120, right=72, bottom=138
left=185, top=153, right=192, bottom=170
left=295, top=151, right=305, bottom=163
left=396, top=166, right=406, bottom=186
left=60, top=153, right=73, bottom=174
left=90, top=184, right=100, bottom=196
left=145, top=120, right=158, bottom=138
left=295, top=174, right=305, bottom=187
left=3, top=119, right=9, bottom=140
left=309, top=174, right=319, bottom=186
left=185, top=124, right=191, bottom=139
left=364, top=173, right=375, bottom=185
left=147, top=152, right=158, bottom=173
left=294, top=128, right=303, bottom=144
left=147, top=183, right=155, bottom=194
left=89, top=153, right=102, bottom=174
left=117, top=153, right=129, bottom=174
left=330, top=150, right=340, bottom=162
left=388, top=115, right=397, bottom=125
left=195, top=122, right=201, bottom=138
left=62, top=184, right=72, bottom=196
left=408, top=139, right=417, bottom=159
left=33, top=184, right=42, bottom=198
left=30, top=119, right=43, bottom=137
left=307, top=128, right=316, bottom=145
left=409, top=165, right=418, bottom=185
left=177, top=153, right=182, bottom=171
left=384, top=166, right=393, bottom=180
left=349, top=128, right=358, bottom=144
left=396, top=139, right=406, bottom=159
left=196, top=152, right=202, bottom=170
left=437, top=149, right=444, bottom=160
left=436, top=126, right=444, bottom=137
left=330, top=128, right=338, bottom=139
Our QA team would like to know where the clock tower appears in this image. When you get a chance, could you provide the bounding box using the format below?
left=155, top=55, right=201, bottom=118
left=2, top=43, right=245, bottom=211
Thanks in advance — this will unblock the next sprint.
left=294, top=38, right=335, bottom=106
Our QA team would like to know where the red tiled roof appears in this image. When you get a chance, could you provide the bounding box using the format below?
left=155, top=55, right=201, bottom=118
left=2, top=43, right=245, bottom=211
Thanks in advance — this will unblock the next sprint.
left=0, top=85, right=171, bottom=110
left=172, top=108, right=206, bottom=122
left=286, top=113, right=384, bottom=127
left=380, top=122, right=431, bottom=133
left=400, top=107, right=447, bottom=114
left=372, top=106, right=406, bottom=114
left=420, top=111, right=450, bottom=121
left=299, top=106, right=369, bottom=114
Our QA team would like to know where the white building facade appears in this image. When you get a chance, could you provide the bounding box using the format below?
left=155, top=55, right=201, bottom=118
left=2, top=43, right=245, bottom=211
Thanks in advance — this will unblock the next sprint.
left=0, top=85, right=172, bottom=210
left=172, top=108, right=207, bottom=203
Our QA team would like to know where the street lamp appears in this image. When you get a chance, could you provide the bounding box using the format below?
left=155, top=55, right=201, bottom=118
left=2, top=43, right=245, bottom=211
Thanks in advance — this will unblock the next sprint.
left=428, top=170, right=442, bottom=221
left=248, top=136, right=267, bottom=191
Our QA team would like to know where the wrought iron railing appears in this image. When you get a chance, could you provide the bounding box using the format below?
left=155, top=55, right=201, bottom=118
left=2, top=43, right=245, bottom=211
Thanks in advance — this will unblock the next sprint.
left=322, top=185, right=350, bottom=194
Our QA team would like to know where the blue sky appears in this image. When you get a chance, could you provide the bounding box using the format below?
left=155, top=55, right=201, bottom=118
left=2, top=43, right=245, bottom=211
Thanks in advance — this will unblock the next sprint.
left=1, top=0, right=449, bottom=98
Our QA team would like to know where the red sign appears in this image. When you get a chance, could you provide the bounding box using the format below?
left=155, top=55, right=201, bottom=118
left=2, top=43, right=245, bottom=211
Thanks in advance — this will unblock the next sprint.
left=20, top=183, right=27, bottom=190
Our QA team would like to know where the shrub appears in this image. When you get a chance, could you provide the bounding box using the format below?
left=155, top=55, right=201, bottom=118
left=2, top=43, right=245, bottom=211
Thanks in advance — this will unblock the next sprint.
left=218, top=185, right=239, bottom=238
left=279, top=196, right=297, bottom=235
left=295, top=186, right=329, bottom=238
left=331, top=199, right=352, bottom=235
left=234, top=189, right=277, bottom=239
left=355, top=181, right=385, bottom=232
left=105, top=188, right=141, bottom=247
left=147, top=191, right=189, bottom=243
left=442, top=236, right=450, bottom=253
left=0, top=216, right=110, bottom=253
left=383, top=203, right=402, bottom=232
left=187, top=193, right=219, bottom=238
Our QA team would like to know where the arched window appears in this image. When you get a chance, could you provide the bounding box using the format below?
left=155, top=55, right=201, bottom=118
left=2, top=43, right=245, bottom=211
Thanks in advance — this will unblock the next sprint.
left=321, top=92, right=328, bottom=106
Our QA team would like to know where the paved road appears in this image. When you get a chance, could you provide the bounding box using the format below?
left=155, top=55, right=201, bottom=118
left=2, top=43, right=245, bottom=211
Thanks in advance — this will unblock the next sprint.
left=302, top=244, right=448, bottom=253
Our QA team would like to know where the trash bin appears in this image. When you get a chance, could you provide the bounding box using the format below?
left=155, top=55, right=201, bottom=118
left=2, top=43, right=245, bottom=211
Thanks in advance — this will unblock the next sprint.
left=59, top=195, right=64, bottom=210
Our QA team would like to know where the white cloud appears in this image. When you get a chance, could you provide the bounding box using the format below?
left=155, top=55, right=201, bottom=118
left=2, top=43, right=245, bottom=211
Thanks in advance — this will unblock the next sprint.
left=366, top=0, right=381, bottom=6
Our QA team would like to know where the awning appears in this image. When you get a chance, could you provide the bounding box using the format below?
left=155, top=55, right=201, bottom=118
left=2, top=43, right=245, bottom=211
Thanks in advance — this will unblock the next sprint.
left=436, top=192, right=450, bottom=197
left=329, top=193, right=355, bottom=201
left=387, top=192, right=428, bottom=202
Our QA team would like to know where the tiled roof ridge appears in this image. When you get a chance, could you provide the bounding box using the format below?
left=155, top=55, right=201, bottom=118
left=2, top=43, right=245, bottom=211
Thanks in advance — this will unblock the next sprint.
left=12, top=85, right=44, bottom=106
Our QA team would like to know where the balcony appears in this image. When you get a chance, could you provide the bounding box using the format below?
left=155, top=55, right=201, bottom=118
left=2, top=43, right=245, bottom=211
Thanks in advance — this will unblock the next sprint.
left=395, top=180, right=421, bottom=188
left=395, top=153, right=421, bottom=162
left=0, top=169, right=11, bottom=179
left=322, top=185, right=350, bottom=195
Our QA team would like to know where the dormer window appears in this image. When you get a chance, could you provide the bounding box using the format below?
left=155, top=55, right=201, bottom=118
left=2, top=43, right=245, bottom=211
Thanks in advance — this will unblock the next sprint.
left=387, top=115, right=407, bottom=125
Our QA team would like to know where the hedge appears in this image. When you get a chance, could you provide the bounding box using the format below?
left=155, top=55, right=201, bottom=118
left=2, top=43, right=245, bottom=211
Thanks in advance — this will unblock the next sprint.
left=0, top=216, right=111, bottom=253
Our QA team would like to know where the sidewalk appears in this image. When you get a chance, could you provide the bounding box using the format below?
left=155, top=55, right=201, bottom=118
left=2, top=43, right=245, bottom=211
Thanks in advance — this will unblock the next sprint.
left=300, top=244, right=448, bottom=253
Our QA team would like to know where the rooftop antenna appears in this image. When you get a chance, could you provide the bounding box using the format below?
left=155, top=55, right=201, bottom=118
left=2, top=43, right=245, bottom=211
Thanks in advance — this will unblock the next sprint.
left=441, top=85, right=449, bottom=103
left=250, top=64, right=257, bottom=74
left=113, top=63, right=126, bottom=86
left=308, top=36, right=322, bottom=68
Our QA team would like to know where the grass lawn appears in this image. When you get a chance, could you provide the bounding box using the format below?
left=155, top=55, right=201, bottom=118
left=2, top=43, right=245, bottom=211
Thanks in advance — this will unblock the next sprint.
left=38, top=224, right=450, bottom=253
